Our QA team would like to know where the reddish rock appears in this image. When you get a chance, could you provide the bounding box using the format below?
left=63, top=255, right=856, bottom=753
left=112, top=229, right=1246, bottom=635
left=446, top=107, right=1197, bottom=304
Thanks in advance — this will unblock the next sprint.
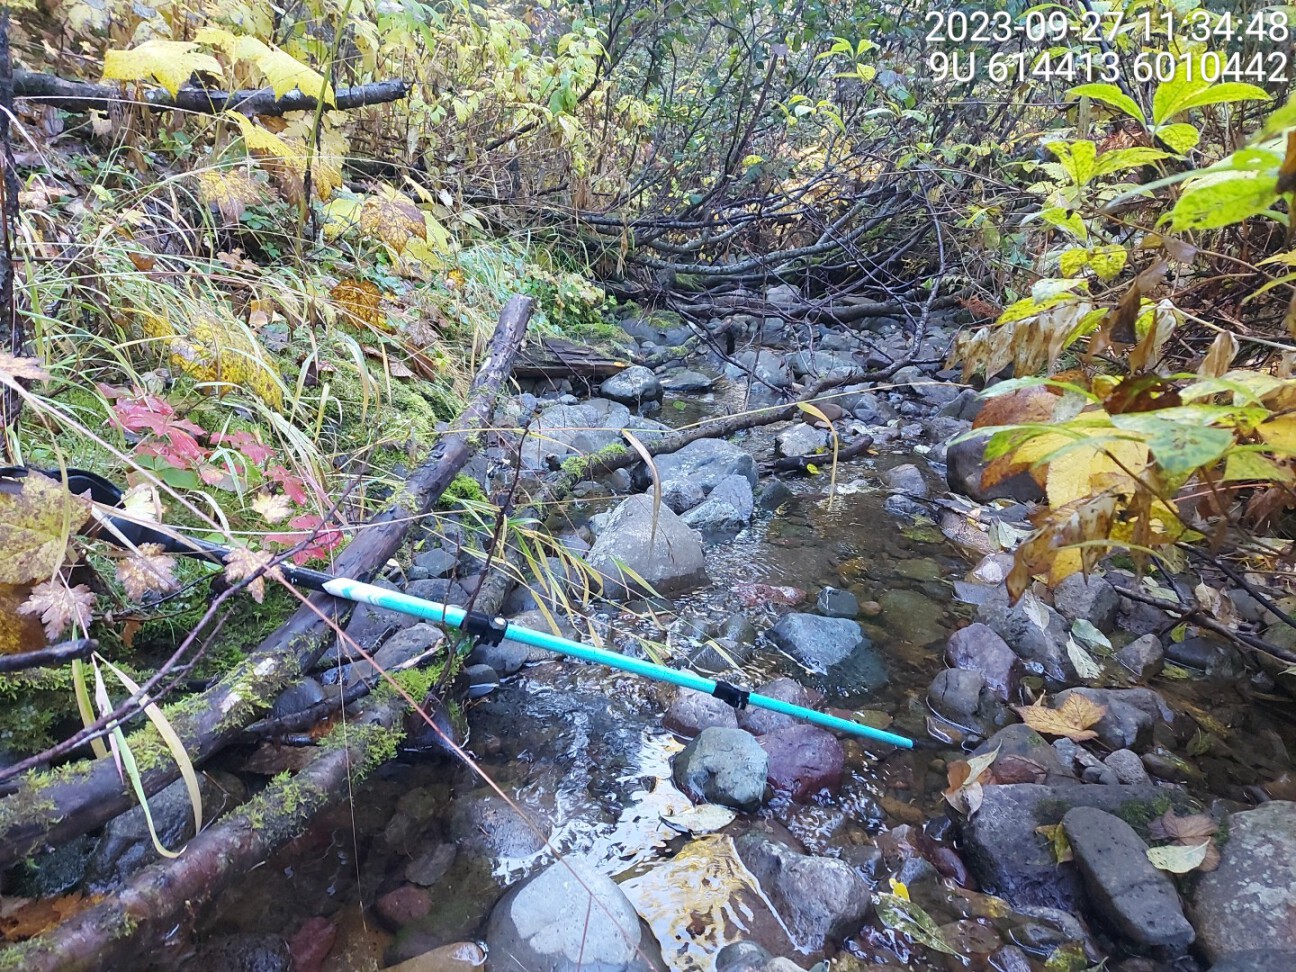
left=288, top=917, right=336, bottom=972
left=375, top=883, right=432, bottom=929
left=738, top=677, right=824, bottom=735
left=758, top=725, right=845, bottom=801
left=735, top=582, right=805, bottom=607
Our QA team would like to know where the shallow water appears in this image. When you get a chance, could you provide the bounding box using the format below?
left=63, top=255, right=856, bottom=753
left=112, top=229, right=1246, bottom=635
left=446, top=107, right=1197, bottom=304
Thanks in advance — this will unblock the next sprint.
left=193, top=379, right=1296, bottom=971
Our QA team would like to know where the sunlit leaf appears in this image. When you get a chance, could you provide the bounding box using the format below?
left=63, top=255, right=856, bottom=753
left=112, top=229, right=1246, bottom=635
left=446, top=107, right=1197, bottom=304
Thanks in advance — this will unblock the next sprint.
left=102, top=39, right=223, bottom=97
left=0, top=474, right=91, bottom=585
left=1012, top=694, right=1106, bottom=742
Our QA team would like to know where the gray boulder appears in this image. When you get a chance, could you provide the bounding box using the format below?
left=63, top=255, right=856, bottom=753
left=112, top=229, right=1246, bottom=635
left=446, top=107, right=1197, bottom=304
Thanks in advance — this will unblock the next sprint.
left=880, top=463, right=929, bottom=498
left=600, top=365, right=663, bottom=407
left=1062, top=806, right=1193, bottom=950
left=735, top=834, right=870, bottom=949
left=1116, top=634, right=1164, bottom=679
left=673, top=727, right=768, bottom=809
left=976, top=589, right=1074, bottom=684
left=1052, top=573, right=1120, bottom=631
left=946, top=432, right=1045, bottom=504
left=650, top=438, right=758, bottom=491
left=774, top=423, right=829, bottom=459
left=660, top=479, right=705, bottom=514
left=725, top=350, right=791, bottom=387
left=708, top=474, right=755, bottom=520
left=928, top=669, right=989, bottom=725
left=767, top=613, right=863, bottom=670
left=486, top=858, right=652, bottom=972
left=682, top=498, right=745, bottom=544
left=660, top=369, right=714, bottom=392
left=586, top=494, right=707, bottom=597
left=1053, top=687, right=1170, bottom=750
left=1192, top=801, right=1296, bottom=962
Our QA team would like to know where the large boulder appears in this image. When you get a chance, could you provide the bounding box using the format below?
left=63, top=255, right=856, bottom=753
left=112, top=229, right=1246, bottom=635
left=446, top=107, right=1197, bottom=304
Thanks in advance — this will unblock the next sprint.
left=486, top=859, right=653, bottom=971
left=1062, top=807, right=1194, bottom=951
left=945, top=623, right=1020, bottom=701
left=521, top=402, right=627, bottom=469
left=958, top=783, right=1193, bottom=910
left=649, top=439, right=758, bottom=491
left=766, top=613, right=863, bottom=670
left=672, top=727, right=768, bottom=810
left=600, top=366, right=663, bottom=408
left=734, top=834, right=871, bottom=950
left=708, top=474, right=755, bottom=520
left=1191, top=801, right=1296, bottom=963
left=586, top=494, right=707, bottom=597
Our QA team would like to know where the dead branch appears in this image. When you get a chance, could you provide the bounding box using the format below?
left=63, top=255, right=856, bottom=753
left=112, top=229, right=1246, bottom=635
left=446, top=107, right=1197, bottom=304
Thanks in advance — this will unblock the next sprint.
left=0, top=638, right=95, bottom=674
left=0, top=295, right=533, bottom=872
left=14, top=70, right=411, bottom=116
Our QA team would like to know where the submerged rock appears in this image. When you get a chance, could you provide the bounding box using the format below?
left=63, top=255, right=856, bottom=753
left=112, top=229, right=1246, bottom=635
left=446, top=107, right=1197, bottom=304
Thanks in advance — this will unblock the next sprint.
left=486, top=858, right=653, bottom=971
left=586, top=494, right=707, bottom=597
left=1062, top=807, right=1193, bottom=950
left=1191, top=801, right=1296, bottom=963
left=665, top=689, right=740, bottom=737
left=767, top=613, right=864, bottom=670
left=757, top=725, right=845, bottom=801
left=673, top=727, right=768, bottom=809
left=737, top=677, right=823, bottom=735
left=815, top=587, right=858, bottom=618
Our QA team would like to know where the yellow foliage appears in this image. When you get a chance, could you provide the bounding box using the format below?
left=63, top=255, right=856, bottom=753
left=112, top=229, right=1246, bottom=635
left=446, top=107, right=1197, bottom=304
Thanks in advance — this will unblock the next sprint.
left=1012, top=694, right=1107, bottom=742
left=102, top=39, right=224, bottom=97
left=195, top=169, right=263, bottom=222
left=197, top=28, right=335, bottom=105
left=138, top=309, right=283, bottom=408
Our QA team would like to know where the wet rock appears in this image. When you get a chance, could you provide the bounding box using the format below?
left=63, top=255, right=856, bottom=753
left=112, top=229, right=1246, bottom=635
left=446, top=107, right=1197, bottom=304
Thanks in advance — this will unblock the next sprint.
left=405, top=843, right=457, bottom=887
left=682, top=497, right=746, bottom=544
left=661, top=479, right=706, bottom=514
left=1206, top=950, right=1296, bottom=971
left=1052, top=573, right=1120, bottom=631
left=946, top=433, right=1045, bottom=504
left=787, top=350, right=858, bottom=377
left=586, top=494, right=707, bottom=597
left=849, top=393, right=897, bottom=425
left=385, top=941, right=487, bottom=972
left=413, top=547, right=459, bottom=578
left=189, top=936, right=291, bottom=972
left=271, top=677, right=327, bottom=720
left=661, top=369, right=714, bottom=392
left=880, top=463, right=928, bottom=498
left=1166, top=636, right=1245, bottom=679
left=447, top=790, right=547, bottom=859
left=601, top=366, right=663, bottom=407
left=757, top=480, right=795, bottom=511
left=928, top=669, right=989, bottom=725
left=287, top=917, right=336, bottom=972
left=709, top=474, right=755, bottom=520
left=758, top=725, right=845, bottom=801
left=975, top=724, right=1074, bottom=781
left=522, top=403, right=622, bottom=467
left=650, top=438, right=758, bottom=490
left=714, top=941, right=773, bottom=971
left=86, top=774, right=238, bottom=890
left=1191, top=801, right=1296, bottom=962
left=767, top=613, right=865, bottom=670
left=987, top=945, right=1034, bottom=972
left=775, top=423, right=829, bottom=458
left=469, top=610, right=571, bottom=675
left=1104, top=749, right=1152, bottom=785
left=816, top=586, right=858, bottom=618
left=1062, top=807, right=1194, bottom=950
left=958, top=783, right=1190, bottom=910
left=1054, top=687, right=1170, bottom=750
left=463, top=663, right=499, bottom=698
left=376, top=884, right=433, bottom=929
left=738, top=677, right=823, bottom=735
left=735, top=833, right=871, bottom=949
left=882, top=494, right=925, bottom=518
left=894, top=365, right=961, bottom=406
left=665, top=689, right=740, bottom=736
left=1116, top=634, right=1164, bottom=679
left=486, top=858, right=652, bottom=972
left=976, top=589, right=1073, bottom=684
left=340, top=623, right=444, bottom=687
left=673, top=726, right=769, bottom=809
left=726, top=350, right=792, bottom=387
left=945, top=623, right=1020, bottom=701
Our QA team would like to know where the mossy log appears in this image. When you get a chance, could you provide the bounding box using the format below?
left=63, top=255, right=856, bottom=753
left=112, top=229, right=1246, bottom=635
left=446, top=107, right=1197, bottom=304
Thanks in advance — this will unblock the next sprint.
left=0, top=295, right=533, bottom=873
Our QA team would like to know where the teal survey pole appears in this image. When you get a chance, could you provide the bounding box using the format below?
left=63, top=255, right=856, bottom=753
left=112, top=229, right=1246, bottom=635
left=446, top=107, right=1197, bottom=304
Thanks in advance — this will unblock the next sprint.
left=323, top=576, right=914, bottom=749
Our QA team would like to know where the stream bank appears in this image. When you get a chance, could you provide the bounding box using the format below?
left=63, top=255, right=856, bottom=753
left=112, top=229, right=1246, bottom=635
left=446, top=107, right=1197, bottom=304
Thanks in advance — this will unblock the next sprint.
left=24, top=294, right=1296, bottom=972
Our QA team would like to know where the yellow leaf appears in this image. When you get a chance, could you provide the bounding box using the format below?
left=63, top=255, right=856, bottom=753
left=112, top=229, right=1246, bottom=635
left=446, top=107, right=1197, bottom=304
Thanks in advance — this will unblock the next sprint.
left=1012, top=694, right=1107, bottom=742
left=0, top=473, right=92, bottom=585
left=330, top=279, right=384, bottom=329
left=196, top=169, right=263, bottom=223
left=226, top=112, right=295, bottom=160
left=1257, top=414, right=1296, bottom=453
left=197, top=28, right=334, bottom=105
left=359, top=188, right=427, bottom=253
left=102, top=40, right=223, bottom=98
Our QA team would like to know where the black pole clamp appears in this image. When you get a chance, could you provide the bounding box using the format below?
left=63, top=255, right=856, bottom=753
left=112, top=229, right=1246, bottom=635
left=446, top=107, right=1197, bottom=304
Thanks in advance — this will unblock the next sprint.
left=712, top=680, right=750, bottom=710
left=462, top=611, right=510, bottom=646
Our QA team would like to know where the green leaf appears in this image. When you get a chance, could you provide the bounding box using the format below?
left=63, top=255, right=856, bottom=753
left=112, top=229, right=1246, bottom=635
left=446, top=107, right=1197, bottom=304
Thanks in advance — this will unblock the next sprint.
left=1048, top=140, right=1097, bottom=187
left=1088, top=245, right=1128, bottom=280
left=1093, top=147, right=1170, bottom=177
left=1068, top=82, right=1144, bottom=123
left=1110, top=414, right=1234, bottom=475
left=1059, top=248, right=1089, bottom=277
left=1169, top=175, right=1280, bottom=230
left=1155, top=123, right=1200, bottom=155
left=1038, top=207, right=1087, bottom=241
left=1176, top=82, right=1271, bottom=114
left=1153, top=59, right=1210, bottom=124
left=1224, top=449, right=1293, bottom=483
left=874, top=893, right=958, bottom=955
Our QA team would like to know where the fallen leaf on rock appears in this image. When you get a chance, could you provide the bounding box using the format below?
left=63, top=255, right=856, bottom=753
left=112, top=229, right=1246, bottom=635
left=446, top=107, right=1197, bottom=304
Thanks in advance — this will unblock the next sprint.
left=661, top=804, right=737, bottom=836
left=1147, top=809, right=1220, bottom=871
left=1035, top=823, right=1073, bottom=863
left=874, top=892, right=958, bottom=955
left=989, top=754, right=1050, bottom=785
left=1146, top=841, right=1210, bottom=873
left=733, top=582, right=805, bottom=607
left=1012, top=694, right=1106, bottom=742
left=944, top=746, right=999, bottom=816
left=0, top=892, right=100, bottom=941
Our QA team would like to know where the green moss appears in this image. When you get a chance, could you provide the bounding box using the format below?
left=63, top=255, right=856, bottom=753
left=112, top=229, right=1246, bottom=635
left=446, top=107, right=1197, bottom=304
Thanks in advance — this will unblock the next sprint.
left=560, top=442, right=629, bottom=481
left=438, top=473, right=486, bottom=508
left=1113, top=794, right=1175, bottom=837
left=0, top=939, right=44, bottom=970
left=0, top=666, right=77, bottom=755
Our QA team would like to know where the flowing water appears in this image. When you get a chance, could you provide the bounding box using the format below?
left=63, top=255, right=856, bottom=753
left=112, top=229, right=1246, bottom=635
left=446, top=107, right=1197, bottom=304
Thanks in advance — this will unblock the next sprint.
left=193, top=380, right=1296, bottom=971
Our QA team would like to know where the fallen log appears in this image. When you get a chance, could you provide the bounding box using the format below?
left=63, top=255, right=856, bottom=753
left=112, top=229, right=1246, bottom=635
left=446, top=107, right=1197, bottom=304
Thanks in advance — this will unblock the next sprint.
left=4, top=443, right=540, bottom=972
left=14, top=70, right=410, bottom=116
left=0, top=295, right=532, bottom=872
left=762, top=434, right=874, bottom=474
